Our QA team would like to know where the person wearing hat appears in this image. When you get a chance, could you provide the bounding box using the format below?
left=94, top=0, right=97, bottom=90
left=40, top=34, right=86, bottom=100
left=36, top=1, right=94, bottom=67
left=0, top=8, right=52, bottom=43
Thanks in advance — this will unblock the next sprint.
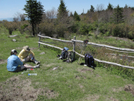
left=7, top=49, right=40, bottom=72
left=18, top=46, right=40, bottom=64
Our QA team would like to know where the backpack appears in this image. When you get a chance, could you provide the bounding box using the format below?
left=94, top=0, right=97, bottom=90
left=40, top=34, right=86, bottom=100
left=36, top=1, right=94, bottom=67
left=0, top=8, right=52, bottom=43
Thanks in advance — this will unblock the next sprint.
left=85, top=53, right=95, bottom=69
left=59, top=47, right=69, bottom=59
left=66, top=50, right=74, bottom=63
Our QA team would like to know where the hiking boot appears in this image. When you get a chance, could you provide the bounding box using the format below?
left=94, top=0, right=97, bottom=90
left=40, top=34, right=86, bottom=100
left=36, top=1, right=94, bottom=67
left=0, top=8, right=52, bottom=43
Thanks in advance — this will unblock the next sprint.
left=34, top=64, right=40, bottom=68
left=35, top=61, right=40, bottom=65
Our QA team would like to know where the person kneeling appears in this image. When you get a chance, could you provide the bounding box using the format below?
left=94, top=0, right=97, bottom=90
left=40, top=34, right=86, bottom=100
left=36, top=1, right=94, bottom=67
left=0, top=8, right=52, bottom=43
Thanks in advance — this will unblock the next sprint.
left=7, top=49, right=40, bottom=72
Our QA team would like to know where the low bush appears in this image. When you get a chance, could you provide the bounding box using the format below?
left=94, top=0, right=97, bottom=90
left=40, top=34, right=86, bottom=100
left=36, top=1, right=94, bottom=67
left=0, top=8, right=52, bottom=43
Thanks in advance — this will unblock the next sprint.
left=77, top=23, right=89, bottom=35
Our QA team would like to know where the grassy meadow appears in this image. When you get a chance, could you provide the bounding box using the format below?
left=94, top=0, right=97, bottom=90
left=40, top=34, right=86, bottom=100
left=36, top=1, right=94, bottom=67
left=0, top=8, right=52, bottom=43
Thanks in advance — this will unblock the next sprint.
left=0, top=27, right=134, bottom=101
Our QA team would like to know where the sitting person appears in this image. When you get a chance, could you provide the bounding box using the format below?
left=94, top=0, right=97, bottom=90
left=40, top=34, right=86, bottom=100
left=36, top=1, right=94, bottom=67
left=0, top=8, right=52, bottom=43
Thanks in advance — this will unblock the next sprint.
left=7, top=49, right=40, bottom=72
left=18, top=46, right=40, bottom=64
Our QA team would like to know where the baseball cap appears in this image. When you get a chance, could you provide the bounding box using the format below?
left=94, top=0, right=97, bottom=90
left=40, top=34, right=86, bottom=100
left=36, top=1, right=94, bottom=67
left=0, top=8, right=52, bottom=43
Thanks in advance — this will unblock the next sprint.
left=11, top=49, right=18, bottom=53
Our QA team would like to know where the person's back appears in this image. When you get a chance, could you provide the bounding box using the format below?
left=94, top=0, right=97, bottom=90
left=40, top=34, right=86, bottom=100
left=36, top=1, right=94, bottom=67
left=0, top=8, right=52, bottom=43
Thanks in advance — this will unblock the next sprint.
left=7, top=54, right=23, bottom=71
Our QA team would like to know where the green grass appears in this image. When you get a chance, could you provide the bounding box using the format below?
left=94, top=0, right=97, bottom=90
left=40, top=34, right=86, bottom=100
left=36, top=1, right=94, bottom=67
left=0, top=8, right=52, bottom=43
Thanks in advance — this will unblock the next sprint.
left=0, top=29, right=134, bottom=101
left=73, top=33, right=134, bottom=49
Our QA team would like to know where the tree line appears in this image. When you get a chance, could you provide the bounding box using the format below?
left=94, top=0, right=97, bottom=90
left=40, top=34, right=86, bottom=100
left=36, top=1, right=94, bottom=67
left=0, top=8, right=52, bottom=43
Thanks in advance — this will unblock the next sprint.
left=1, top=0, right=134, bottom=40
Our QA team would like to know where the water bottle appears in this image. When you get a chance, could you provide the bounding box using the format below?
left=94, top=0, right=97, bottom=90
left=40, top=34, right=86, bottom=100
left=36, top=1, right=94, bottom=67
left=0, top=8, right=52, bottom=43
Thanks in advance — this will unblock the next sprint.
left=28, top=73, right=37, bottom=76
left=21, top=71, right=28, bottom=74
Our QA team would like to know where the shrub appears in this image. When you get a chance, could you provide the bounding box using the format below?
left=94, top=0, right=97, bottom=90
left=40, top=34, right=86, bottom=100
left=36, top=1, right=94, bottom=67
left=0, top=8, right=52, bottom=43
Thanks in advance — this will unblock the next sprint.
left=21, top=24, right=28, bottom=30
left=112, top=24, right=126, bottom=37
left=99, top=23, right=108, bottom=34
left=19, top=24, right=28, bottom=34
left=68, top=22, right=79, bottom=33
left=88, top=24, right=93, bottom=31
left=3, top=21, right=14, bottom=35
left=77, top=23, right=89, bottom=35
left=54, top=23, right=67, bottom=37
left=39, top=22, right=55, bottom=37
left=128, top=31, right=134, bottom=39
left=92, top=21, right=98, bottom=30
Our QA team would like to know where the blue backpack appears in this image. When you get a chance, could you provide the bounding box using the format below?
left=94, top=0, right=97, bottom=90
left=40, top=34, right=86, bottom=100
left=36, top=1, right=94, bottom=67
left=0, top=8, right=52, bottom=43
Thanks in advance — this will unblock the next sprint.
left=85, top=53, right=94, bottom=69
left=60, top=47, right=69, bottom=59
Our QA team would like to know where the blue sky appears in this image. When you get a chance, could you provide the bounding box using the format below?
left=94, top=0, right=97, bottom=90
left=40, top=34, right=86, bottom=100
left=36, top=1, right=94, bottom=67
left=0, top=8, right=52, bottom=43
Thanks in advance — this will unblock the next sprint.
left=0, top=0, right=134, bottom=21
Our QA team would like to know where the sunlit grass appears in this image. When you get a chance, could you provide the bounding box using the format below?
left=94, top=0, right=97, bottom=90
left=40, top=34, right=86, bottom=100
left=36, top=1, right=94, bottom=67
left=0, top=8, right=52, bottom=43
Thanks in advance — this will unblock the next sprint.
left=0, top=28, right=134, bottom=101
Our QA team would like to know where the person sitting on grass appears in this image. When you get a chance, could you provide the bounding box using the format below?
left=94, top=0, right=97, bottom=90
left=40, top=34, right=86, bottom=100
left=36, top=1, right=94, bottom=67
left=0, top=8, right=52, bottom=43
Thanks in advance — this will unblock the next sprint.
left=18, top=45, right=40, bottom=64
left=7, top=49, right=40, bottom=72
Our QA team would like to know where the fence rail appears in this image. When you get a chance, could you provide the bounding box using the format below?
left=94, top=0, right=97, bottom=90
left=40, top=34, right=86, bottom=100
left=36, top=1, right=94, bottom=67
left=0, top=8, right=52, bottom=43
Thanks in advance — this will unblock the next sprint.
left=38, top=34, right=134, bottom=69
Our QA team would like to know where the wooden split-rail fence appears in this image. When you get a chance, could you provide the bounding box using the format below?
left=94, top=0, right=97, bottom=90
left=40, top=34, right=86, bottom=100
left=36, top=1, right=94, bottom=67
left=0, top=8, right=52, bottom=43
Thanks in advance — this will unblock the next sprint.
left=38, top=33, right=134, bottom=69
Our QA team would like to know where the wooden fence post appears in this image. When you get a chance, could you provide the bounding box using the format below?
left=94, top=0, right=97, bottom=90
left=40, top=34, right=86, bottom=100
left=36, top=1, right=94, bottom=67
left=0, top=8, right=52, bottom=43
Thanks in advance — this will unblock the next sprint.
left=73, top=36, right=76, bottom=60
left=38, top=32, right=41, bottom=48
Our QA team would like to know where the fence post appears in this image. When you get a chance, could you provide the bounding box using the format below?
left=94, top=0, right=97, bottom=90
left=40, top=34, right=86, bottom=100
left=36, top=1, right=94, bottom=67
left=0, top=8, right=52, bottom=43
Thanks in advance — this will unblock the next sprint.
left=73, top=36, right=76, bottom=61
left=38, top=32, right=41, bottom=48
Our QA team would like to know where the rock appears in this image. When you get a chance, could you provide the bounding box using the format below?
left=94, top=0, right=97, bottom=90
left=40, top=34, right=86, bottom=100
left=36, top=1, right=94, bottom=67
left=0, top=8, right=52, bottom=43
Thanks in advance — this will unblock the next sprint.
left=12, top=39, right=16, bottom=42
left=40, top=52, right=45, bottom=55
left=9, top=35, right=18, bottom=37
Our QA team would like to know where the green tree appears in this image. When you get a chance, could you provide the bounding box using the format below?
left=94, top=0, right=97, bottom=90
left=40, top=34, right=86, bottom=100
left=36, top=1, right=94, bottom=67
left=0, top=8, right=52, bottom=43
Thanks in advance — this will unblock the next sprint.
left=57, top=0, right=68, bottom=19
left=90, top=5, right=95, bottom=12
left=23, top=0, right=44, bottom=36
left=107, top=3, right=113, bottom=10
left=73, top=11, right=80, bottom=21
left=70, top=12, right=73, bottom=17
left=112, top=5, right=124, bottom=24
left=124, top=4, right=128, bottom=9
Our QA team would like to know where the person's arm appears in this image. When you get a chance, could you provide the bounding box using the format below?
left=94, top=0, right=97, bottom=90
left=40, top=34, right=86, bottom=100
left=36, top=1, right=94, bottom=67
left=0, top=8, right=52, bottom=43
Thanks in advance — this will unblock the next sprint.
left=30, top=50, right=35, bottom=56
left=18, top=49, right=24, bottom=59
left=16, top=56, right=23, bottom=65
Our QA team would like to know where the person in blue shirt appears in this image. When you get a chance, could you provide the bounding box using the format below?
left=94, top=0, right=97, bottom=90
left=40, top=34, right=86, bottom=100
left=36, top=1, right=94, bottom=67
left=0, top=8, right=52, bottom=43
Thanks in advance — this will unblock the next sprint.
left=7, top=49, right=40, bottom=72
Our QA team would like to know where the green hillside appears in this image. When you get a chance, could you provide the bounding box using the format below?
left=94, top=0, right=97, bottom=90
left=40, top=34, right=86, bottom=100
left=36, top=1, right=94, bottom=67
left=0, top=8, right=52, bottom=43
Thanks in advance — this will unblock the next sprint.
left=0, top=28, right=134, bottom=101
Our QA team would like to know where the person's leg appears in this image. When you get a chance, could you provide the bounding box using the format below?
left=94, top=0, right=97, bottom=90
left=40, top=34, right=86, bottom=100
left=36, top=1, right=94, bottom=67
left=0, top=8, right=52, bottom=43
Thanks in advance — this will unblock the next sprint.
left=15, top=64, right=40, bottom=72
left=29, top=54, right=40, bottom=64
left=22, top=56, right=30, bottom=63
left=22, top=54, right=35, bottom=63
left=23, top=64, right=40, bottom=69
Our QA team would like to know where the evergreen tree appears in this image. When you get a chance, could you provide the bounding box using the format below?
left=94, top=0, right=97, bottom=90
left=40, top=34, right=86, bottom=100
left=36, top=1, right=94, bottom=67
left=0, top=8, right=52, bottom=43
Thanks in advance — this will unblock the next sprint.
left=23, top=0, right=44, bottom=36
left=70, top=12, right=73, bottom=17
left=112, top=5, right=124, bottom=24
left=73, top=11, right=80, bottom=21
left=124, top=4, right=128, bottom=9
left=57, top=0, right=68, bottom=19
left=90, top=5, right=95, bottom=12
left=107, top=3, right=113, bottom=10
left=87, top=10, right=90, bottom=14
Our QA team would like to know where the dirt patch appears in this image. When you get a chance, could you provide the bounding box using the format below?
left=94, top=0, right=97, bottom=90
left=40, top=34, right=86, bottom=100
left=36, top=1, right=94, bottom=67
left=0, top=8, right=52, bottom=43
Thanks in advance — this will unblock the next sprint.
left=112, top=84, right=134, bottom=96
left=0, top=76, right=58, bottom=101
left=75, top=75, right=87, bottom=79
left=82, top=94, right=100, bottom=101
left=112, top=87, right=123, bottom=93
left=108, top=97, right=119, bottom=101
left=78, top=68, right=93, bottom=73
left=43, top=63, right=55, bottom=67
left=0, top=59, right=7, bottom=64
left=124, top=84, right=134, bottom=96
